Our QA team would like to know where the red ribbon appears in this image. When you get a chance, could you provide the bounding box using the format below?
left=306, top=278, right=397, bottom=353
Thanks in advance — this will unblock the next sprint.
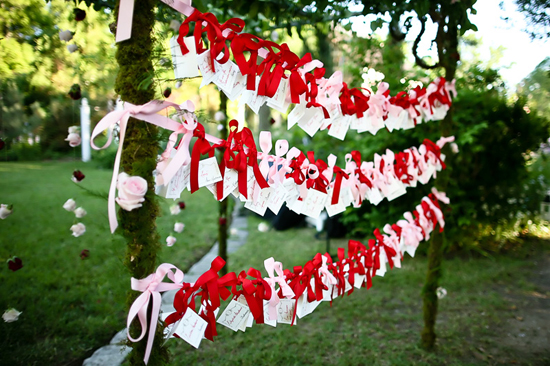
left=190, top=124, right=215, bottom=194
left=178, top=10, right=245, bottom=72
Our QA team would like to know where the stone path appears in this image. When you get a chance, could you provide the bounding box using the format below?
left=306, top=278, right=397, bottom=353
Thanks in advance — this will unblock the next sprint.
left=82, top=200, right=248, bottom=366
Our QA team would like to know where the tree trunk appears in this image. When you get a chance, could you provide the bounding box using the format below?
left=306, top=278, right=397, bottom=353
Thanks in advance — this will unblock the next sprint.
left=114, top=0, right=169, bottom=364
left=420, top=5, right=458, bottom=350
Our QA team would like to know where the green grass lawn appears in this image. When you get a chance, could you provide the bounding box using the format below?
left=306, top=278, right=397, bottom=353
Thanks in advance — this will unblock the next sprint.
left=0, top=160, right=218, bottom=366
left=166, top=215, right=550, bottom=366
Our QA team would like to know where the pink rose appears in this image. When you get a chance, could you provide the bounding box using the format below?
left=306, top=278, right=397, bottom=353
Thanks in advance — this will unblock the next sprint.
left=116, top=173, right=147, bottom=211
left=65, top=133, right=81, bottom=147
left=174, top=222, right=185, bottom=233
left=166, top=235, right=177, bottom=247
left=70, top=223, right=86, bottom=237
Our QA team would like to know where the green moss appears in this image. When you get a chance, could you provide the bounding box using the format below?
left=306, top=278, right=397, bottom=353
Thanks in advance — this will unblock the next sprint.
left=113, top=0, right=169, bottom=364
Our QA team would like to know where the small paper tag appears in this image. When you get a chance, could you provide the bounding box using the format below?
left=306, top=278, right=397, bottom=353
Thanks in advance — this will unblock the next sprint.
left=217, top=299, right=251, bottom=332
left=296, top=293, right=321, bottom=319
left=244, top=187, right=271, bottom=216
left=288, top=104, right=306, bottom=129
left=197, top=51, right=217, bottom=88
left=367, top=187, right=384, bottom=206
left=198, top=157, right=223, bottom=188
left=322, top=283, right=334, bottom=302
left=262, top=300, right=277, bottom=327
left=214, top=60, right=237, bottom=93
left=375, top=251, right=387, bottom=277
left=386, top=178, right=407, bottom=201
left=298, top=108, right=325, bottom=137
left=368, top=115, right=385, bottom=135
left=418, top=165, right=436, bottom=185
left=353, top=274, right=366, bottom=289
left=353, top=115, right=372, bottom=132
left=325, top=186, right=350, bottom=217
left=170, top=37, right=200, bottom=79
left=267, top=182, right=289, bottom=215
left=277, top=298, right=296, bottom=325
left=327, top=115, right=351, bottom=141
left=225, top=71, right=247, bottom=101
left=165, top=163, right=191, bottom=199
left=174, top=308, right=208, bottom=349
left=220, top=168, right=239, bottom=200
left=302, top=189, right=328, bottom=219
left=266, top=79, right=290, bottom=114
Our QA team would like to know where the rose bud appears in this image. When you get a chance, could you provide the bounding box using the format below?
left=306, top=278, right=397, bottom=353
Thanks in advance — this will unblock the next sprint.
left=2, top=309, right=22, bottom=323
left=59, top=30, right=73, bottom=42
left=163, top=87, right=172, bottom=98
left=72, top=170, right=85, bottom=183
left=219, top=217, right=227, bottom=226
left=174, top=222, right=185, bottom=233
left=166, top=235, right=177, bottom=247
left=65, top=133, right=81, bottom=147
left=177, top=201, right=186, bottom=210
left=74, top=207, right=87, bottom=218
left=67, top=44, right=78, bottom=53
left=170, top=204, right=181, bottom=215
left=7, top=257, right=23, bottom=272
left=74, top=8, right=86, bottom=21
left=63, top=198, right=77, bottom=212
left=80, top=249, right=90, bottom=259
left=70, top=223, right=86, bottom=237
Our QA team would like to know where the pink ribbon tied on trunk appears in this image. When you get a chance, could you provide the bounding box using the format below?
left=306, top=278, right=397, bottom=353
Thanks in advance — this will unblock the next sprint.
left=91, top=100, right=191, bottom=233
left=115, top=0, right=194, bottom=42
left=127, top=263, right=185, bottom=365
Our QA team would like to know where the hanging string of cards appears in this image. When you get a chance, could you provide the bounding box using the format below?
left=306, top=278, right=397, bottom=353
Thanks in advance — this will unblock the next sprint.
left=91, top=100, right=454, bottom=232
left=169, top=9, right=456, bottom=139
left=127, top=189, right=449, bottom=364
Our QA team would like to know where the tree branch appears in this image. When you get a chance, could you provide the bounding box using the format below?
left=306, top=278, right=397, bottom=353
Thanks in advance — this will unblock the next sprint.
left=413, top=16, right=440, bottom=70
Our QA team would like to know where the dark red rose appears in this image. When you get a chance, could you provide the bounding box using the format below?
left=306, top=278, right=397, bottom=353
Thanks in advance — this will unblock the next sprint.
left=74, top=8, right=86, bottom=21
left=80, top=249, right=90, bottom=259
left=163, top=87, right=172, bottom=98
left=68, top=84, right=82, bottom=100
left=219, top=217, right=227, bottom=226
left=270, top=118, right=276, bottom=125
left=72, top=170, right=85, bottom=182
left=0, top=138, right=5, bottom=151
left=178, top=201, right=186, bottom=210
left=7, top=257, right=23, bottom=272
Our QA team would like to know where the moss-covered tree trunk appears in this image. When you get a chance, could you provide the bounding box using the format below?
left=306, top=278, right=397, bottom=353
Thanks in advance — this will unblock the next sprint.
left=114, top=0, right=169, bottom=364
left=420, top=3, right=459, bottom=351
left=218, top=91, right=229, bottom=275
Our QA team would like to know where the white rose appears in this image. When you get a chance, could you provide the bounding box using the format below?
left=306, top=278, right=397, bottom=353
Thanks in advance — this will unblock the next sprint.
left=2, top=308, right=22, bottom=323
left=174, top=222, right=185, bottom=233
left=451, top=143, right=459, bottom=154
left=67, top=44, right=78, bottom=53
left=0, top=204, right=13, bottom=219
left=258, top=222, right=269, bottom=232
left=59, top=30, right=73, bottom=42
left=170, top=204, right=181, bottom=215
left=166, top=235, right=177, bottom=247
left=68, top=126, right=80, bottom=134
left=169, top=19, right=181, bottom=31
left=74, top=207, right=87, bottom=218
left=63, top=199, right=77, bottom=212
left=70, top=223, right=86, bottom=237
left=214, top=111, right=226, bottom=122
left=116, top=173, right=147, bottom=211
left=65, top=133, right=81, bottom=147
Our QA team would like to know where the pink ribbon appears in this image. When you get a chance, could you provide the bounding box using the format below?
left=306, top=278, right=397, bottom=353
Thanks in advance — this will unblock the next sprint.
left=264, top=257, right=295, bottom=320
left=91, top=101, right=185, bottom=233
left=116, top=0, right=195, bottom=42
left=127, top=263, right=185, bottom=365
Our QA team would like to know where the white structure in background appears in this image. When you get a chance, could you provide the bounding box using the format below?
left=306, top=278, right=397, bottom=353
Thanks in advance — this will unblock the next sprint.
left=80, top=98, right=91, bottom=162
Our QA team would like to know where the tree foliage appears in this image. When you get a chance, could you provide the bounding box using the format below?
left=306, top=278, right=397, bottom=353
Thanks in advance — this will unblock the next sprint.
left=515, top=0, right=550, bottom=39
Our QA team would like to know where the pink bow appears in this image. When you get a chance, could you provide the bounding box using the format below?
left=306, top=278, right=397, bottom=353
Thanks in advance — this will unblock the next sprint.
left=127, top=263, right=185, bottom=365
left=264, top=257, right=294, bottom=320
left=396, top=212, right=424, bottom=249
left=91, top=101, right=187, bottom=233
